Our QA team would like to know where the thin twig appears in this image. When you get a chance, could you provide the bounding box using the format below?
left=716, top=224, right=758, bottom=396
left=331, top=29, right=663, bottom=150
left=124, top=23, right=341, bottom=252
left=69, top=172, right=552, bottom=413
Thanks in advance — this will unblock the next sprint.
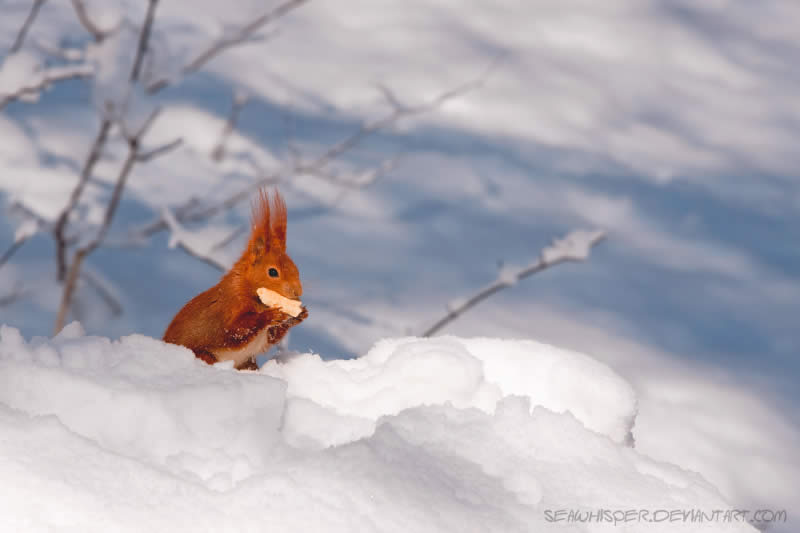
left=54, top=136, right=139, bottom=333
left=10, top=0, right=47, bottom=53
left=122, top=106, right=162, bottom=140
left=70, top=0, right=110, bottom=41
left=304, top=154, right=402, bottom=190
left=128, top=70, right=491, bottom=242
left=0, top=238, right=27, bottom=271
left=147, top=0, right=309, bottom=93
left=421, top=230, right=606, bottom=337
left=176, top=241, right=229, bottom=272
left=129, top=0, right=159, bottom=83
left=211, top=91, right=249, bottom=161
left=53, top=116, right=113, bottom=281
left=32, top=39, right=84, bottom=61
left=0, top=217, right=38, bottom=271
left=210, top=224, right=247, bottom=253
left=54, top=0, right=163, bottom=334
left=81, top=268, right=123, bottom=316
left=160, top=207, right=230, bottom=272
left=136, top=138, right=183, bottom=162
left=0, top=64, right=93, bottom=111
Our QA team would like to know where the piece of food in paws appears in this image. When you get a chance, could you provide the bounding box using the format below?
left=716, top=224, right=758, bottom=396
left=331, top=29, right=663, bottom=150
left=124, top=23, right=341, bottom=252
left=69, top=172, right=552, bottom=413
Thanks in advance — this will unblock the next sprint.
left=257, top=287, right=303, bottom=317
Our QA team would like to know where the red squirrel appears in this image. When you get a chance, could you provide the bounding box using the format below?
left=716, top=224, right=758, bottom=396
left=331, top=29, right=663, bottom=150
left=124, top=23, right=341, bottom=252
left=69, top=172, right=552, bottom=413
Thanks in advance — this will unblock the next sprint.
left=163, top=189, right=307, bottom=370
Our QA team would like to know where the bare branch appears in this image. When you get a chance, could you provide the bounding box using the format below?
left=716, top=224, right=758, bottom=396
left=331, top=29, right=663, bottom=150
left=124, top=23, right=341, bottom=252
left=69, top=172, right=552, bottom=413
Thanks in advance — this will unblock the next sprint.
left=211, top=90, right=250, bottom=162
left=161, top=207, right=229, bottom=272
left=125, top=171, right=281, bottom=242
left=0, top=217, right=40, bottom=272
left=130, top=0, right=159, bottom=83
left=304, top=154, right=402, bottom=190
left=10, top=0, right=47, bottom=53
left=70, top=0, right=111, bottom=41
left=127, top=69, right=489, bottom=245
left=282, top=110, right=300, bottom=162
left=0, top=239, right=27, bottom=271
left=0, top=64, right=93, bottom=111
left=53, top=116, right=113, bottom=281
left=32, top=39, right=84, bottom=61
left=421, top=229, right=606, bottom=337
left=373, top=83, right=410, bottom=113
left=6, top=201, right=49, bottom=227
left=81, top=268, right=123, bottom=316
left=136, top=138, right=182, bottom=162
left=120, top=106, right=162, bottom=142
left=304, top=64, right=495, bottom=171
left=174, top=241, right=229, bottom=272
left=147, top=0, right=309, bottom=93
left=91, top=118, right=158, bottom=256
left=54, top=0, right=163, bottom=334
left=54, top=136, right=140, bottom=333
left=210, top=224, right=247, bottom=253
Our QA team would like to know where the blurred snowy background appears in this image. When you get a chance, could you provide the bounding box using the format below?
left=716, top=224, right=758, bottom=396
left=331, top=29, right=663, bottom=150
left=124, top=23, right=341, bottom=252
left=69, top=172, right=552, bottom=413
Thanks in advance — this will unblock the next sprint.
left=1, top=0, right=799, bottom=528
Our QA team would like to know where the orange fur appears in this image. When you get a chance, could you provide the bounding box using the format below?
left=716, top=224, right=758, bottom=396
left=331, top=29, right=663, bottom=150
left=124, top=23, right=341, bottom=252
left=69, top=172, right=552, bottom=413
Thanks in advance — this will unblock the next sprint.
left=163, top=189, right=307, bottom=369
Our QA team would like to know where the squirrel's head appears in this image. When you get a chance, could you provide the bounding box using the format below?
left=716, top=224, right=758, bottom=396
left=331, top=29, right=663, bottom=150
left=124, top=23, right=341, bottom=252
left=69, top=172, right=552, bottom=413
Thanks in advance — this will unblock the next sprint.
left=238, top=189, right=303, bottom=301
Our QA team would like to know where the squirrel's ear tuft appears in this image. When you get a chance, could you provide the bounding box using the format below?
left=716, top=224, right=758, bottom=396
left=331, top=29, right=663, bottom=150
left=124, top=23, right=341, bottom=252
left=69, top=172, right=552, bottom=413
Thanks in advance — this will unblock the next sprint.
left=248, top=189, right=272, bottom=258
left=270, top=190, right=287, bottom=252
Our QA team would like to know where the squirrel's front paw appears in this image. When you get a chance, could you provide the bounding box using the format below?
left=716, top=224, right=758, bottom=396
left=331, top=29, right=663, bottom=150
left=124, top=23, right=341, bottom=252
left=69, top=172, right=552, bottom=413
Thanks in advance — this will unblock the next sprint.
left=284, top=306, right=308, bottom=326
left=268, top=307, right=307, bottom=343
left=267, top=321, right=290, bottom=343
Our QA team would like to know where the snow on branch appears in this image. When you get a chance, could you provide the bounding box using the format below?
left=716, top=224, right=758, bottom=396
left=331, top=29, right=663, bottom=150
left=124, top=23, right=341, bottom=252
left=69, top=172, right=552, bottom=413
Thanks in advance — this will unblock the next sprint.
left=52, top=0, right=168, bottom=333
left=541, top=229, right=607, bottom=264
left=0, top=62, right=93, bottom=111
left=421, top=229, right=606, bottom=337
left=1, top=0, right=102, bottom=111
left=147, top=0, right=310, bottom=93
left=13, top=218, right=39, bottom=245
left=0, top=237, right=28, bottom=267
left=160, top=207, right=230, bottom=272
left=70, top=0, right=113, bottom=42
left=0, top=218, right=40, bottom=272
left=127, top=67, right=493, bottom=244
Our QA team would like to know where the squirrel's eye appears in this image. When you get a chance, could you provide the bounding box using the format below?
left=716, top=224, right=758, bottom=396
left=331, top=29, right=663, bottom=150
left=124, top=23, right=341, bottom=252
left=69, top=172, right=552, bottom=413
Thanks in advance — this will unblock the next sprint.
left=268, top=267, right=279, bottom=278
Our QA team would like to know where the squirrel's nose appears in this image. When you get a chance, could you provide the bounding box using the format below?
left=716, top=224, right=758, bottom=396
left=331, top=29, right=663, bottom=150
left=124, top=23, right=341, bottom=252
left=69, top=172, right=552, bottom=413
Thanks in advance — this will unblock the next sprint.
left=287, top=285, right=302, bottom=300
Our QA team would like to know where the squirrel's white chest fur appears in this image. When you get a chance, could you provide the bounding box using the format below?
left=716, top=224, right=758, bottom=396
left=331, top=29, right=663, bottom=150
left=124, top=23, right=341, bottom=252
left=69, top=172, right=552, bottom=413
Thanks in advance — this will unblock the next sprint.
left=214, top=327, right=272, bottom=366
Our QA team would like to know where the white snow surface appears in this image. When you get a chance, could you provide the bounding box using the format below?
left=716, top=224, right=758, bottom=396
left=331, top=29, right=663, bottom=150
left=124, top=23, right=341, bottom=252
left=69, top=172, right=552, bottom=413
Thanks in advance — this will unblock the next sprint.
left=0, top=324, right=752, bottom=533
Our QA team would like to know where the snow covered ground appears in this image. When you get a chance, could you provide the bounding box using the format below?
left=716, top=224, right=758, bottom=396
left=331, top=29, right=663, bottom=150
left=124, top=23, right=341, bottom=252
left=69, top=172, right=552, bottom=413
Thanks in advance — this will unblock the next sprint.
left=0, top=324, right=757, bottom=532
left=1, top=0, right=799, bottom=530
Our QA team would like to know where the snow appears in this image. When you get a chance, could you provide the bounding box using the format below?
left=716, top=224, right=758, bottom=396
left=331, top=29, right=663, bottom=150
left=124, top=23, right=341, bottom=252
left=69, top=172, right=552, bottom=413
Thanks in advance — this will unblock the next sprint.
left=540, top=229, right=607, bottom=264
left=264, top=336, right=636, bottom=447
left=0, top=325, right=754, bottom=532
left=0, top=49, right=92, bottom=107
left=12, top=217, right=38, bottom=243
left=1, top=0, right=799, bottom=530
left=0, top=50, right=40, bottom=95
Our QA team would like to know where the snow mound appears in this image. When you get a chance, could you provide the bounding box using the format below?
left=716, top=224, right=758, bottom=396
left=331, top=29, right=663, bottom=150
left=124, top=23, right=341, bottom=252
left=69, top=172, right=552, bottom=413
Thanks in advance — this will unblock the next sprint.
left=0, top=324, right=753, bottom=533
left=263, top=336, right=637, bottom=448
left=0, top=323, right=285, bottom=489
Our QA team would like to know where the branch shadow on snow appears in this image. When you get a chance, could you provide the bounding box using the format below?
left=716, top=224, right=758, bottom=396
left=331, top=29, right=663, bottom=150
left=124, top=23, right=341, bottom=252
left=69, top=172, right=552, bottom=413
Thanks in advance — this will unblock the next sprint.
left=0, top=65, right=798, bottom=415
